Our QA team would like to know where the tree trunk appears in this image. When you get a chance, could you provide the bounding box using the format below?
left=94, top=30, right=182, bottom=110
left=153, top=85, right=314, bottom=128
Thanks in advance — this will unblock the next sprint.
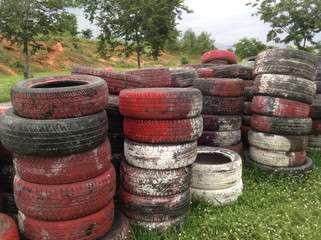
left=23, top=40, right=29, bottom=79
left=137, top=51, right=141, bottom=69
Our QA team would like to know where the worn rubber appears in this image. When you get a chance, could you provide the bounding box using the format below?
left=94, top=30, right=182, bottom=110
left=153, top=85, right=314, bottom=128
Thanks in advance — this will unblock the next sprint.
left=238, top=66, right=254, bottom=80
left=0, top=213, right=19, bottom=240
left=242, top=115, right=251, bottom=126
left=244, top=87, right=253, bottom=101
left=241, top=56, right=256, bottom=68
left=0, top=108, right=108, bottom=157
left=105, top=94, right=121, bottom=117
left=244, top=80, right=254, bottom=87
left=312, top=120, right=321, bottom=134
left=193, top=78, right=244, bottom=96
left=223, top=142, right=243, bottom=156
left=210, top=65, right=239, bottom=78
left=197, top=68, right=216, bottom=78
left=14, top=164, right=116, bottom=221
left=169, top=68, right=197, bottom=87
left=243, top=101, right=252, bottom=114
left=119, top=88, right=202, bottom=119
left=124, top=138, right=197, bottom=170
left=202, top=115, right=242, bottom=131
left=201, top=50, right=237, bottom=64
left=11, top=75, right=108, bottom=119
left=308, top=134, right=321, bottom=148
left=309, top=97, right=321, bottom=119
left=123, top=116, right=203, bottom=143
left=100, top=210, right=130, bottom=240
left=202, top=96, right=243, bottom=115
left=198, top=130, right=241, bottom=147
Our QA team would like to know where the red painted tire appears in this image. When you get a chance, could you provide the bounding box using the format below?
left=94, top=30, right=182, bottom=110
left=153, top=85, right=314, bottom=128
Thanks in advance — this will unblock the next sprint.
left=244, top=80, right=254, bottom=87
left=14, top=138, right=111, bottom=184
left=0, top=213, right=19, bottom=240
left=193, top=78, right=244, bottom=97
left=119, top=88, right=202, bottom=119
left=202, top=115, right=242, bottom=131
left=11, top=75, right=108, bottom=119
left=169, top=68, right=197, bottom=87
left=251, top=114, right=312, bottom=135
left=18, top=200, right=114, bottom=240
left=312, top=120, right=321, bottom=134
left=309, top=98, right=321, bottom=118
left=121, top=160, right=191, bottom=196
left=0, top=102, right=11, bottom=115
left=201, top=50, right=237, bottom=64
left=197, top=68, right=215, bottom=78
left=211, top=65, right=239, bottom=78
left=97, top=67, right=116, bottom=72
left=123, top=67, right=171, bottom=87
left=119, top=186, right=190, bottom=222
left=249, top=146, right=306, bottom=167
left=222, top=142, right=243, bottom=156
left=106, top=94, right=121, bottom=117
left=71, top=66, right=145, bottom=94
left=198, top=130, right=241, bottom=147
left=123, top=116, right=203, bottom=143
left=14, top=165, right=116, bottom=221
left=202, top=96, right=244, bottom=115
left=251, top=96, right=311, bottom=118
left=101, top=210, right=130, bottom=240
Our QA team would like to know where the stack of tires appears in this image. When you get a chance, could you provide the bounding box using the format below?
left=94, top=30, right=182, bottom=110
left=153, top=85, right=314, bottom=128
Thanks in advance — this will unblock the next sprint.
left=191, top=146, right=243, bottom=206
left=246, top=49, right=317, bottom=174
left=193, top=77, right=244, bottom=156
left=0, top=75, right=126, bottom=239
left=118, top=88, right=203, bottom=231
left=308, top=58, right=321, bottom=150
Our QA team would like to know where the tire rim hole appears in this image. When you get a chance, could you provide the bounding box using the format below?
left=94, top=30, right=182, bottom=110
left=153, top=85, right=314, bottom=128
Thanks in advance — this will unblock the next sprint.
left=31, top=81, right=88, bottom=88
left=195, top=153, right=231, bottom=164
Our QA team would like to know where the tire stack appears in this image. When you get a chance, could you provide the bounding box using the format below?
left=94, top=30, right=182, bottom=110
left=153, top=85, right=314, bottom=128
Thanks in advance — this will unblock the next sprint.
left=191, top=146, right=243, bottom=206
left=308, top=57, right=321, bottom=150
left=246, top=49, right=317, bottom=174
left=193, top=76, right=244, bottom=156
left=0, top=75, right=123, bottom=239
left=118, top=88, right=203, bottom=231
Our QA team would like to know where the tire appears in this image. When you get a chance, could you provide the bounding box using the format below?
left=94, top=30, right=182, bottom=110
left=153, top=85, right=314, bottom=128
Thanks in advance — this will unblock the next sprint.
left=0, top=102, right=11, bottom=115
left=312, top=120, right=321, bottom=134
left=119, top=187, right=190, bottom=222
left=180, top=64, right=222, bottom=69
left=251, top=114, right=312, bottom=135
left=254, top=49, right=317, bottom=81
left=119, top=88, right=202, bottom=119
left=192, top=146, right=242, bottom=190
left=238, top=66, right=254, bottom=80
left=202, top=96, right=243, bottom=115
left=251, top=96, right=311, bottom=118
left=0, top=213, right=19, bottom=240
left=0, top=108, right=108, bottom=157
left=11, top=75, right=108, bottom=119
left=193, top=78, right=244, bottom=96
left=245, top=154, right=314, bottom=176
left=201, top=50, right=237, bottom=64
left=123, top=67, right=171, bottom=87
left=71, top=66, right=145, bottom=94
left=202, top=115, right=242, bottom=131
left=106, top=94, right=121, bottom=117
left=108, top=132, right=125, bottom=154
left=197, top=68, right=215, bottom=78
left=241, top=56, right=256, bottom=68
left=0, top=142, right=13, bottom=158
left=223, top=142, right=243, bottom=156
left=241, top=125, right=250, bottom=141
left=248, top=129, right=308, bottom=152
left=308, top=134, right=321, bottom=148
left=14, top=138, right=111, bottom=184
left=97, top=67, right=116, bottom=72
left=253, top=74, right=316, bottom=104
left=316, top=81, right=321, bottom=93
left=124, top=138, right=197, bottom=170
left=18, top=200, right=114, bottom=240
left=120, top=160, right=192, bottom=196
left=169, top=68, right=197, bottom=87
left=0, top=164, right=15, bottom=192
left=100, top=210, right=130, bottom=240
left=242, top=115, right=251, bottom=126
left=197, top=130, right=241, bottom=147
left=249, top=146, right=306, bottom=167
left=14, top=164, right=116, bottom=221
left=111, top=153, right=124, bottom=191
left=243, top=101, right=252, bottom=114
left=192, top=179, right=243, bottom=206
left=211, top=65, right=239, bottom=78
left=123, top=116, right=203, bottom=143
left=244, top=87, right=253, bottom=101
left=244, top=80, right=254, bottom=87
left=309, top=98, right=321, bottom=118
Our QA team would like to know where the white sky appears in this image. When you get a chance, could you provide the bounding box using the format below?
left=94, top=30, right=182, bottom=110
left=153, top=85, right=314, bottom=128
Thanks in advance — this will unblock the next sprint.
left=71, top=0, right=321, bottom=49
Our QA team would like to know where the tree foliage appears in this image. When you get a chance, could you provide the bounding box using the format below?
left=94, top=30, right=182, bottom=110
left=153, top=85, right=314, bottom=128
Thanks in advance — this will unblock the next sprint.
left=78, top=0, right=191, bottom=68
left=247, top=0, right=321, bottom=50
left=0, top=0, right=74, bottom=78
left=233, top=37, right=270, bottom=60
left=81, top=29, right=93, bottom=39
left=57, top=12, right=78, bottom=37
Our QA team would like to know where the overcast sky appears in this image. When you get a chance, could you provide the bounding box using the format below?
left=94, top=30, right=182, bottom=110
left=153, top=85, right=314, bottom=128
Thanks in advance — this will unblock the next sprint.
left=71, top=0, right=320, bottom=49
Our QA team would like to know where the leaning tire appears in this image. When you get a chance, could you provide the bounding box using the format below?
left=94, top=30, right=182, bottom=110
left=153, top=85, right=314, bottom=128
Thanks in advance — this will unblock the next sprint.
left=0, top=108, right=108, bottom=157
left=0, top=213, right=19, bottom=240
left=11, top=75, right=109, bottom=119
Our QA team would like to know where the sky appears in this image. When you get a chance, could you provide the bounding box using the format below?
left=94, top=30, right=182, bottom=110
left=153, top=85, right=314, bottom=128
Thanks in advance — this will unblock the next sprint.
left=70, top=0, right=320, bottom=49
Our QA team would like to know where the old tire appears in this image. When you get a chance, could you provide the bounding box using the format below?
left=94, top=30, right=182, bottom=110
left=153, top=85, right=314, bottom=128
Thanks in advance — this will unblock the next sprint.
left=308, top=134, right=321, bottom=148
left=100, top=210, right=130, bottom=240
left=238, top=66, right=254, bottom=80
left=241, top=56, right=256, bottom=68
left=202, top=96, right=243, bottom=115
left=211, top=65, right=239, bottom=78
left=0, top=213, right=19, bottom=240
left=223, top=142, right=243, bottom=156
left=309, top=98, right=321, bottom=118
left=198, top=130, right=241, bottom=147
left=197, top=68, right=215, bottom=78
left=106, top=94, right=121, bottom=117
left=202, top=115, right=242, bottom=131
left=201, top=50, right=237, bottom=64
left=193, top=78, right=244, bottom=96
left=169, top=68, right=197, bottom=87
left=312, top=120, right=321, bottom=134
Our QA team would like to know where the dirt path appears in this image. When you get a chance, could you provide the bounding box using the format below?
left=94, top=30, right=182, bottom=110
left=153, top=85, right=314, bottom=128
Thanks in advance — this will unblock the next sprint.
left=0, top=63, right=17, bottom=76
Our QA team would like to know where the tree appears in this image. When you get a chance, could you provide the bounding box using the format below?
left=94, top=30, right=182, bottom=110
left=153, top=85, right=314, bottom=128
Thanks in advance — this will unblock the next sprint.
left=57, top=12, right=78, bottom=37
left=81, top=29, right=93, bottom=39
left=233, top=37, right=270, bottom=60
left=0, top=0, right=74, bottom=78
left=247, top=0, right=321, bottom=50
left=78, top=0, right=191, bottom=68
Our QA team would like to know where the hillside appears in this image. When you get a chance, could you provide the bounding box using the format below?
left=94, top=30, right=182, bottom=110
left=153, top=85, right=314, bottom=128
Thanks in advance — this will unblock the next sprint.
left=0, top=37, right=191, bottom=76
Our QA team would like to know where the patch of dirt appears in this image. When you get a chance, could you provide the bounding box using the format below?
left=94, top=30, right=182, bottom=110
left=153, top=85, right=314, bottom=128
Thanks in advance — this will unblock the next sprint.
left=46, top=42, right=65, bottom=71
left=0, top=63, right=17, bottom=75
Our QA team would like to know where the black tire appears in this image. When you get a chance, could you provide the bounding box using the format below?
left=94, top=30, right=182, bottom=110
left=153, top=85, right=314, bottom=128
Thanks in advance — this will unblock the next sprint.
left=253, top=74, right=316, bottom=104
left=245, top=154, right=314, bottom=176
left=0, top=164, right=15, bottom=193
left=244, top=87, right=253, bottom=101
left=238, top=66, right=254, bottom=80
left=202, top=96, right=243, bottom=115
left=202, top=115, right=242, bottom=131
left=211, top=65, right=239, bottom=78
left=316, top=81, right=321, bottom=93
left=169, top=68, right=198, bottom=87
left=310, top=97, right=321, bottom=119
left=198, top=130, right=241, bottom=147
left=308, top=134, right=321, bottom=148
left=0, top=108, right=108, bottom=157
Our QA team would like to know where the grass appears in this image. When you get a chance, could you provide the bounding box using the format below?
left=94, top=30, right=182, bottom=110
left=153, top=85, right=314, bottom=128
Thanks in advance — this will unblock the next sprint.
left=130, top=149, right=321, bottom=240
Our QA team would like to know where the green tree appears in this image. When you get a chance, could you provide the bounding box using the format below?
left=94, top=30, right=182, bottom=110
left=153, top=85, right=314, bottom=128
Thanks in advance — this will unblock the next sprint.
left=78, top=0, right=191, bottom=68
left=57, top=12, right=78, bottom=37
left=81, top=29, right=93, bottom=39
left=233, top=37, right=270, bottom=60
left=247, top=0, right=321, bottom=50
left=0, top=0, right=74, bottom=78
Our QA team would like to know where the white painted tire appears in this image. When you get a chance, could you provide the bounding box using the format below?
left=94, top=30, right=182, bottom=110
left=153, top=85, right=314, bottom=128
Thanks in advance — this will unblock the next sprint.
left=124, top=139, right=197, bottom=170
left=248, top=129, right=308, bottom=152
left=192, top=179, right=243, bottom=206
left=192, top=147, right=242, bottom=190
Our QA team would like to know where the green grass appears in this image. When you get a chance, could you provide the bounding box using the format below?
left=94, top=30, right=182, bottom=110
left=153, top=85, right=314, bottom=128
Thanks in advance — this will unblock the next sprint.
left=130, top=150, right=321, bottom=240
